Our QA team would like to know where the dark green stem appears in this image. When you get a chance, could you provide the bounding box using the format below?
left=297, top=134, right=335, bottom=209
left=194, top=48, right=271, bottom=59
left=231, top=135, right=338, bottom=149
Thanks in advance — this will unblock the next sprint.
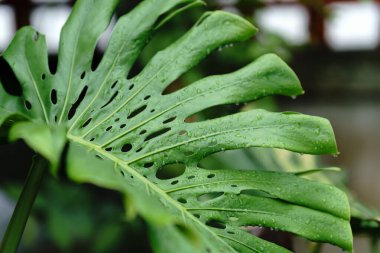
left=0, top=155, right=48, bottom=253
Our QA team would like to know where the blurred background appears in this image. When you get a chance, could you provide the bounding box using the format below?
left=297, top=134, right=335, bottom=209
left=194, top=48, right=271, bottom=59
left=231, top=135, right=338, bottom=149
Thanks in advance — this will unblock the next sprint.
left=0, top=0, right=380, bottom=252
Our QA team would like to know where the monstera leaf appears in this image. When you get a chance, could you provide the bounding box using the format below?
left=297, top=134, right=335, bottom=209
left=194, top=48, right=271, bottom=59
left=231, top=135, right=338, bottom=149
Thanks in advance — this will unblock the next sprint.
left=0, top=0, right=353, bottom=252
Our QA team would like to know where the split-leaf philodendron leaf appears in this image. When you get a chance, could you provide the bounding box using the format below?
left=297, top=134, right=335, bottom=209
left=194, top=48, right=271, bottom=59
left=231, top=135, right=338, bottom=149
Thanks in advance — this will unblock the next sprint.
left=0, top=0, right=353, bottom=252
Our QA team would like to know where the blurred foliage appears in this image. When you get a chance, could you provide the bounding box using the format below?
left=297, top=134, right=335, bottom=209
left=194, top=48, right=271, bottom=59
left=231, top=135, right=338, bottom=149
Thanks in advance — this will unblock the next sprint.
left=3, top=179, right=150, bottom=253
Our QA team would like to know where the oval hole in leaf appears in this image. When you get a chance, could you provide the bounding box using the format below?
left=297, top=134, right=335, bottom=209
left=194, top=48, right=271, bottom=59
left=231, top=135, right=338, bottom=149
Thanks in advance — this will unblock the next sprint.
left=145, top=128, right=171, bottom=141
left=91, top=51, right=101, bottom=71
left=24, top=100, right=32, bottom=110
left=207, top=173, right=215, bottom=178
left=81, top=118, right=92, bottom=128
left=111, top=80, right=118, bottom=89
left=101, top=91, right=119, bottom=109
left=197, top=192, right=224, bottom=202
left=177, top=198, right=187, bottom=204
left=50, top=89, right=57, bottom=104
left=156, top=163, right=185, bottom=180
left=121, top=143, right=132, bottom=152
left=185, top=104, right=241, bottom=123
left=127, top=105, right=147, bottom=119
left=144, top=162, right=154, bottom=168
left=205, top=220, right=226, bottom=230
left=163, top=116, right=176, bottom=124
left=68, top=85, right=88, bottom=120
left=240, top=189, right=277, bottom=199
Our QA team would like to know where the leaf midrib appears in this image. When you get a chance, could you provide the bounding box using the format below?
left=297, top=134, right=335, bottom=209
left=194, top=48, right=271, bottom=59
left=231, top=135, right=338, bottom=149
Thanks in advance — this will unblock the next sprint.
left=67, top=132, right=238, bottom=253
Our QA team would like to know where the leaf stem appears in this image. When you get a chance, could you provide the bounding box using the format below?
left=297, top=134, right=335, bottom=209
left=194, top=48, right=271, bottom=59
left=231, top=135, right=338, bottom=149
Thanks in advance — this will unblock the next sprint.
left=0, top=155, right=48, bottom=253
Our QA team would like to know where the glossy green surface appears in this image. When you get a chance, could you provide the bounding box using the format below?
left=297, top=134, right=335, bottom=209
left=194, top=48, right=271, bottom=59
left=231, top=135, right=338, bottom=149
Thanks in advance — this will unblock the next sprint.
left=0, top=0, right=352, bottom=252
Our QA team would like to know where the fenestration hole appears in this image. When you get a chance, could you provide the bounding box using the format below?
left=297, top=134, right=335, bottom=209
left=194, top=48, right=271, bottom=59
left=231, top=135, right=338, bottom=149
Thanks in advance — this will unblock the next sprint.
left=81, top=118, right=92, bottom=128
left=50, top=89, right=57, bottom=104
left=177, top=198, right=187, bottom=204
left=24, top=100, right=32, bottom=110
left=156, top=163, right=186, bottom=180
left=68, top=85, right=88, bottom=120
left=144, top=128, right=171, bottom=141
left=127, top=105, right=147, bottom=119
left=111, top=81, right=118, bottom=89
left=121, top=143, right=132, bottom=152
left=206, top=220, right=226, bottom=230
left=197, top=192, right=224, bottom=202
left=163, top=116, right=176, bottom=124
left=101, top=91, right=119, bottom=109
left=144, top=162, right=154, bottom=168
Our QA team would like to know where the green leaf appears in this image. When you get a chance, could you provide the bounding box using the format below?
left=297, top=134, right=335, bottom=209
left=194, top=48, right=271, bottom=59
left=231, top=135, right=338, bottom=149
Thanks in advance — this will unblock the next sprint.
left=67, top=143, right=175, bottom=225
left=0, top=0, right=352, bottom=252
left=234, top=147, right=380, bottom=230
left=0, top=81, right=28, bottom=128
left=8, top=122, right=66, bottom=173
left=149, top=223, right=201, bottom=253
